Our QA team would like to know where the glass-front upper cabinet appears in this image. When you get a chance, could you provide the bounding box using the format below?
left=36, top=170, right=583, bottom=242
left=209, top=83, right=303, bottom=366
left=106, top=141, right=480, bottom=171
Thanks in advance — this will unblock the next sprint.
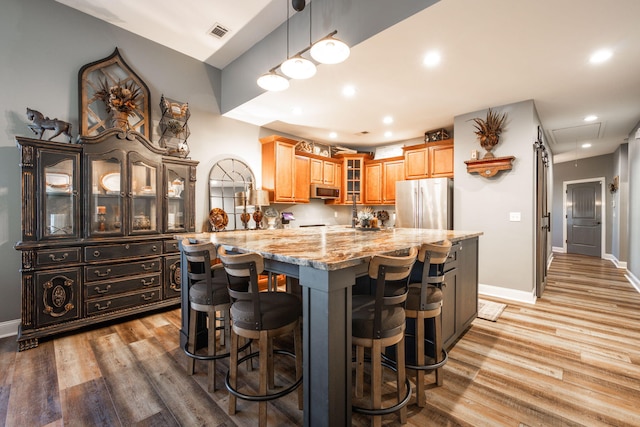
left=164, top=164, right=187, bottom=232
left=87, top=150, right=124, bottom=237
left=40, top=149, right=81, bottom=240
left=129, top=152, right=161, bottom=235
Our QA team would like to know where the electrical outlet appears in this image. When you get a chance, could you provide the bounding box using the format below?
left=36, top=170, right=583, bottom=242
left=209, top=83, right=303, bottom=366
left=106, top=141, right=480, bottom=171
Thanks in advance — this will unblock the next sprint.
left=334, top=211, right=338, bottom=218
left=509, top=212, right=521, bottom=222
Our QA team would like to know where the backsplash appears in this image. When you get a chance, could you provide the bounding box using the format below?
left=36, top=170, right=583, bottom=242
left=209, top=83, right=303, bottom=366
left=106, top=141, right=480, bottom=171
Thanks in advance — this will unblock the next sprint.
left=272, top=199, right=396, bottom=228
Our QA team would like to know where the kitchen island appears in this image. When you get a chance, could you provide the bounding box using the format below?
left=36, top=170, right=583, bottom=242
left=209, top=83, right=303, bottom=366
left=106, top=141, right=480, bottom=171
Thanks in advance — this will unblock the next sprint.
left=177, top=226, right=482, bottom=426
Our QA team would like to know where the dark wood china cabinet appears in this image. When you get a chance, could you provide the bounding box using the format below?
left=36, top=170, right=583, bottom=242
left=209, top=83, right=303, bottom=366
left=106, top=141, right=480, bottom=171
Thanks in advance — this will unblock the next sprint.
left=15, top=130, right=197, bottom=350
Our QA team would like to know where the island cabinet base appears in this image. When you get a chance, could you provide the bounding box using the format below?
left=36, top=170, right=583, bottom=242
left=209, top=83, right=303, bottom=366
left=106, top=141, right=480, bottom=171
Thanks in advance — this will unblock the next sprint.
left=442, top=236, right=479, bottom=349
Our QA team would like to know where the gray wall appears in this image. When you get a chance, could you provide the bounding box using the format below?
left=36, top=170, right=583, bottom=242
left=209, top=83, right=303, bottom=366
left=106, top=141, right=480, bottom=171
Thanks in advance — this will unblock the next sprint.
left=628, top=124, right=640, bottom=280
left=612, top=144, right=629, bottom=263
left=0, top=0, right=266, bottom=324
left=551, top=154, right=614, bottom=254
left=453, top=100, right=541, bottom=299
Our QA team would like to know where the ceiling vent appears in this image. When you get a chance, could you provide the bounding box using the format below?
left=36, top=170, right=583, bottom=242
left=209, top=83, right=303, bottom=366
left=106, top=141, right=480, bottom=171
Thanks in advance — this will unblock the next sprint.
left=208, top=23, right=230, bottom=39
left=355, top=131, right=370, bottom=136
left=550, top=122, right=601, bottom=145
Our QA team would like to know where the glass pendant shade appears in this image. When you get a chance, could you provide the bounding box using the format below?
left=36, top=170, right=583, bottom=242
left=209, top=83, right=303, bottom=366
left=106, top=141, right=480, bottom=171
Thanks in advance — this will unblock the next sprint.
left=281, top=56, right=317, bottom=79
left=310, top=36, right=350, bottom=64
left=257, top=71, right=290, bottom=91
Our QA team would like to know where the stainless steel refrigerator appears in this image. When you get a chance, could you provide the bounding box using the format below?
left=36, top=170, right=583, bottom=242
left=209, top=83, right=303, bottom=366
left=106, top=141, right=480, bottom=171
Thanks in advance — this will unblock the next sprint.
left=395, top=178, right=453, bottom=229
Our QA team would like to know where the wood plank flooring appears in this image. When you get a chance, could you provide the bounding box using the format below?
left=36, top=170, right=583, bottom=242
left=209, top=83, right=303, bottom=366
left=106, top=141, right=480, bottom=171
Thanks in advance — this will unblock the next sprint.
left=1, top=253, right=639, bottom=426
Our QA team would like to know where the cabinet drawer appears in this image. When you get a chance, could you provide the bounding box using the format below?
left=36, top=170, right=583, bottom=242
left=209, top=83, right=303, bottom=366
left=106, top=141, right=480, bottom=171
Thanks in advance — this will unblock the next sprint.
left=85, top=288, right=161, bottom=316
left=37, top=247, right=82, bottom=267
left=84, top=257, right=161, bottom=282
left=444, top=242, right=462, bottom=271
left=86, top=273, right=161, bottom=297
left=164, top=240, right=180, bottom=254
left=85, top=241, right=161, bottom=261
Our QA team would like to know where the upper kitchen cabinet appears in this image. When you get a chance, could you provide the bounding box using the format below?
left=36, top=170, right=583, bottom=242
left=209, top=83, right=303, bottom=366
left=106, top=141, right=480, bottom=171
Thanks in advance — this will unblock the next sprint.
left=310, top=155, right=340, bottom=187
left=364, top=157, right=404, bottom=205
left=335, top=153, right=372, bottom=204
left=260, top=135, right=310, bottom=203
left=403, top=139, right=454, bottom=179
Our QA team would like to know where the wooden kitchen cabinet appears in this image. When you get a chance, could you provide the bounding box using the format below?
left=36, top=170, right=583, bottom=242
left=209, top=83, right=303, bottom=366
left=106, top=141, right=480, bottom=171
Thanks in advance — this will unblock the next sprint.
left=15, top=132, right=197, bottom=351
left=310, top=156, right=339, bottom=187
left=403, top=139, right=454, bottom=179
left=261, top=135, right=311, bottom=203
left=364, top=157, right=404, bottom=205
left=335, top=153, right=371, bottom=204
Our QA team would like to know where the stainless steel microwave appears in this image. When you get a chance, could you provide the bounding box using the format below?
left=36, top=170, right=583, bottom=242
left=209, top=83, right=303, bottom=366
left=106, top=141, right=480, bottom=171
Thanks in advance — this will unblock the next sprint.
left=310, top=183, right=340, bottom=199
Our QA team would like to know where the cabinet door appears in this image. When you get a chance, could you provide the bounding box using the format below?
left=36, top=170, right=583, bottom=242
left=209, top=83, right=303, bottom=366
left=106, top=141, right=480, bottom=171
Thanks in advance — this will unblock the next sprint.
left=164, top=164, right=189, bottom=232
left=364, top=162, right=382, bottom=204
left=129, top=152, right=161, bottom=235
left=87, top=149, right=125, bottom=237
left=323, top=161, right=336, bottom=186
left=274, top=142, right=295, bottom=202
left=345, top=158, right=363, bottom=203
left=40, top=149, right=81, bottom=240
left=383, top=159, right=404, bottom=204
left=430, top=144, right=454, bottom=178
left=441, top=268, right=458, bottom=348
left=35, top=268, right=80, bottom=327
left=294, top=155, right=310, bottom=203
left=456, top=237, right=479, bottom=332
left=404, top=148, right=428, bottom=179
left=310, top=158, right=323, bottom=184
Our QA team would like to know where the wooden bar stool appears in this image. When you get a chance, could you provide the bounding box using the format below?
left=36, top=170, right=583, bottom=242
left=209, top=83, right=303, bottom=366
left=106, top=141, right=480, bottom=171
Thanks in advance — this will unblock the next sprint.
left=352, top=247, right=417, bottom=427
left=182, top=239, right=247, bottom=393
left=217, top=246, right=302, bottom=427
left=405, top=240, right=452, bottom=407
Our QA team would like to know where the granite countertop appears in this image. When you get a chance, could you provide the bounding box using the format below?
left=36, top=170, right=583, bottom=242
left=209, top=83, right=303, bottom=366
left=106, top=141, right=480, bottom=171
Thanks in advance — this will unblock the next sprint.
left=177, top=226, right=482, bottom=271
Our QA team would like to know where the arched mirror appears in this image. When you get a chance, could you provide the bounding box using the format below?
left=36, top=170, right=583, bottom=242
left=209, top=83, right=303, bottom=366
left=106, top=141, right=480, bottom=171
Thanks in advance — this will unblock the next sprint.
left=209, top=158, right=255, bottom=231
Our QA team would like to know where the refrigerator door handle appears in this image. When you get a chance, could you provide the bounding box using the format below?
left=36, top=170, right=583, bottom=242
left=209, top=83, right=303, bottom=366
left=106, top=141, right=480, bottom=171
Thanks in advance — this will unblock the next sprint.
left=419, top=187, right=425, bottom=228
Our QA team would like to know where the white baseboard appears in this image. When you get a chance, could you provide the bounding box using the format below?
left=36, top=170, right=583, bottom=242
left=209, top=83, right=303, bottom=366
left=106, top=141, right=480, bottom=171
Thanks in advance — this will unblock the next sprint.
left=479, top=283, right=537, bottom=305
left=626, top=271, right=640, bottom=293
left=552, top=246, right=565, bottom=254
left=0, top=319, right=20, bottom=339
left=604, top=253, right=627, bottom=269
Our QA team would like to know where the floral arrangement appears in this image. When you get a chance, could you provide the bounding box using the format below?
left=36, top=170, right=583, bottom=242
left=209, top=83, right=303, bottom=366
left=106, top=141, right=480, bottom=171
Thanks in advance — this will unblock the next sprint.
left=95, top=79, right=141, bottom=115
left=358, top=207, right=374, bottom=222
left=470, top=108, right=507, bottom=158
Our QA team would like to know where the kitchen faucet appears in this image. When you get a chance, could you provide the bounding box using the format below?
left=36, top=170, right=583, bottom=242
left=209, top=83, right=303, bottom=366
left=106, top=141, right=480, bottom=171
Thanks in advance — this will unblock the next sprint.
left=352, top=195, right=357, bottom=228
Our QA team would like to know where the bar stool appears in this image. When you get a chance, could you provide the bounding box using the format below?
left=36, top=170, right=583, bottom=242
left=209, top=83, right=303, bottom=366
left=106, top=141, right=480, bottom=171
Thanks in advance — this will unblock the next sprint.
left=217, top=246, right=302, bottom=427
left=405, top=240, right=452, bottom=407
left=182, top=239, right=247, bottom=393
left=352, top=247, right=417, bottom=427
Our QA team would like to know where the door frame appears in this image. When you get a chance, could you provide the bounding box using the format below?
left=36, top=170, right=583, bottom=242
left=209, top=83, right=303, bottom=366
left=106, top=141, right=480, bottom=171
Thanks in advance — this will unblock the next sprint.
left=562, top=177, right=605, bottom=258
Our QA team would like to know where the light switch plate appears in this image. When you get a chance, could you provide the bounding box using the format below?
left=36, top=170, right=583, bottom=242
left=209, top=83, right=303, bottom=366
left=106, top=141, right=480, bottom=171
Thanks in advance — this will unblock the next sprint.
left=509, top=212, right=521, bottom=222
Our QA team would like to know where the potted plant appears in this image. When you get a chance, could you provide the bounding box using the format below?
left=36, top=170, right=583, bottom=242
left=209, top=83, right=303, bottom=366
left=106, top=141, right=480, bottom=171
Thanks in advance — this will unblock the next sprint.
left=471, top=108, right=507, bottom=159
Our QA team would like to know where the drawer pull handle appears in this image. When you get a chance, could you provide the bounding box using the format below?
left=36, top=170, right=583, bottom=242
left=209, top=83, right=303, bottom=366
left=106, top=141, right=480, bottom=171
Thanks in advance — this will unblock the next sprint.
left=93, top=250, right=101, bottom=258
left=152, top=245, right=158, bottom=252
left=141, top=292, right=155, bottom=301
left=94, top=301, right=112, bottom=311
left=140, top=263, right=155, bottom=271
left=171, top=243, right=178, bottom=250
left=141, top=278, right=155, bottom=286
left=125, top=244, right=130, bottom=250
left=94, top=268, right=112, bottom=277
left=94, top=285, right=111, bottom=294
left=49, top=253, right=68, bottom=262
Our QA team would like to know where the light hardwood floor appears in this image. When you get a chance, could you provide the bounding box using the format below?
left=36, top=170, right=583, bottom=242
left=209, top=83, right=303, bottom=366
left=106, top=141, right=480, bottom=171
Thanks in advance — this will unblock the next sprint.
left=1, top=253, right=639, bottom=426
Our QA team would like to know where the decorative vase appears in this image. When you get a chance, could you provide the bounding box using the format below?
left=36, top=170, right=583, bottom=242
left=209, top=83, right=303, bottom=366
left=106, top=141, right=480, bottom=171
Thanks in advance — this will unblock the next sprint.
left=111, top=111, right=130, bottom=131
left=253, top=208, right=264, bottom=229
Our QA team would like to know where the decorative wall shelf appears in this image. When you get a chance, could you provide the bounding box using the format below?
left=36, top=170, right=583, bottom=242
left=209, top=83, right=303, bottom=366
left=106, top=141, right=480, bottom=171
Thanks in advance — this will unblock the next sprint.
left=464, top=156, right=515, bottom=178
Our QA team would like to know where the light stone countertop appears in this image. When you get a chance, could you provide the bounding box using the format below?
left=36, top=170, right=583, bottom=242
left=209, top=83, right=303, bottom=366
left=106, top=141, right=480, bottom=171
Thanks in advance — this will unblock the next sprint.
left=177, top=226, right=482, bottom=271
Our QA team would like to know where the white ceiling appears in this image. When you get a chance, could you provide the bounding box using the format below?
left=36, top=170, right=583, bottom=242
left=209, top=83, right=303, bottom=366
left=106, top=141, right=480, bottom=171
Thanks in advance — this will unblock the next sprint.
left=56, top=0, right=640, bottom=163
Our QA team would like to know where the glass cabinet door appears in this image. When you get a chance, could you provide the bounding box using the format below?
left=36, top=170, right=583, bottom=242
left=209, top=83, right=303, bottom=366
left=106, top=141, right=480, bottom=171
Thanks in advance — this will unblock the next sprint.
left=165, top=165, right=187, bottom=232
left=129, top=153, right=160, bottom=234
left=41, top=150, right=80, bottom=239
left=87, top=153, right=124, bottom=237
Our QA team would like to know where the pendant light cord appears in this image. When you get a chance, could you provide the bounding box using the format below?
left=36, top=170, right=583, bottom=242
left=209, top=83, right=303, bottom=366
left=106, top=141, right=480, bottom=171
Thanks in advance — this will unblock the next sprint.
left=286, top=0, right=290, bottom=60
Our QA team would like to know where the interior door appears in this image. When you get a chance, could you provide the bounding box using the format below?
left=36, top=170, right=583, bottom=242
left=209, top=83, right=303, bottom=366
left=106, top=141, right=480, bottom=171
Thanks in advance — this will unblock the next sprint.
left=535, top=143, right=549, bottom=297
left=567, top=181, right=602, bottom=257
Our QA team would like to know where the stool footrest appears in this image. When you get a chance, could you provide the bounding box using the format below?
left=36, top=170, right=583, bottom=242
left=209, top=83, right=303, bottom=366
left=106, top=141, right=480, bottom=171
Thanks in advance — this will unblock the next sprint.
left=352, top=357, right=412, bottom=416
left=183, top=338, right=252, bottom=362
left=225, top=349, right=302, bottom=402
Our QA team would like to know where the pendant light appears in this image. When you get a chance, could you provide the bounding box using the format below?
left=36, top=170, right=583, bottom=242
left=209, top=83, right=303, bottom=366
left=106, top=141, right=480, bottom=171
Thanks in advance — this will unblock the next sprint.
left=281, top=0, right=316, bottom=79
left=257, top=70, right=290, bottom=91
left=311, top=32, right=350, bottom=64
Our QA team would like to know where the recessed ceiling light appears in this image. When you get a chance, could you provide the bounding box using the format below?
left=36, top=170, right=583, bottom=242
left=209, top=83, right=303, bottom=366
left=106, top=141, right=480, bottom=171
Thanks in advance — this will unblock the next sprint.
left=292, top=106, right=302, bottom=115
left=584, top=115, right=598, bottom=122
left=342, top=85, right=356, bottom=97
left=384, top=131, right=393, bottom=138
left=589, top=49, right=612, bottom=64
left=329, top=132, right=337, bottom=139
left=383, top=116, right=393, bottom=124
left=423, top=51, right=441, bottom=67
left=582, top=143, right=592, bottom=148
